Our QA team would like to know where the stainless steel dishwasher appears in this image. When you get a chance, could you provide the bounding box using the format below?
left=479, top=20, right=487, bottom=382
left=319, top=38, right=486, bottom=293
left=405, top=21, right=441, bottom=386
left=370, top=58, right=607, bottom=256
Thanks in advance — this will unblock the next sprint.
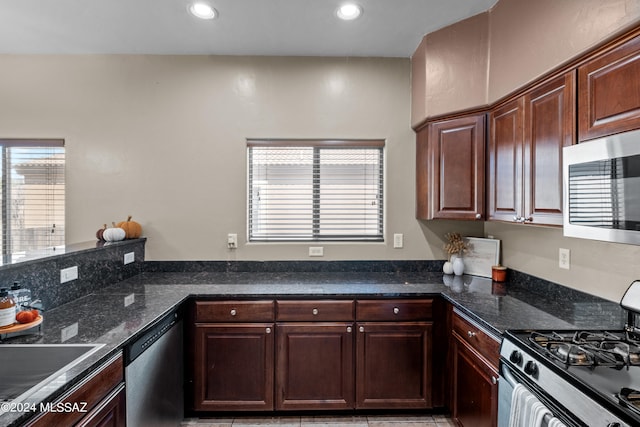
left=125, top=309, right=183, bottom=427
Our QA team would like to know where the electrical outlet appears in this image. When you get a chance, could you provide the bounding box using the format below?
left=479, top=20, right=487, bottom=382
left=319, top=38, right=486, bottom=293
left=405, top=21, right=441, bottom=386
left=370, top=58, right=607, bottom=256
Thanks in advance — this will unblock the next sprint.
left=61, top=322, right=78, bottom=342
left=124, top=293, right=135, bottom=307
left=393, top=233, right=404, bottom=249
left=227, top=233, right=238, bottom=249
left=309, top=247, right=324, bottom=257
left=559, top=248, right=570, bottom=270
left=124, top=252, right=135, bottom=264
left=60, top=266, right=78, bottom=283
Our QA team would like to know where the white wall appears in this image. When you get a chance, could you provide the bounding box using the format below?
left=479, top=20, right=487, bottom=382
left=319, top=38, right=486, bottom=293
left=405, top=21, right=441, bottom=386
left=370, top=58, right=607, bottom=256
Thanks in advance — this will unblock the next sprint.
left=0, top=55, right=468, bottom=261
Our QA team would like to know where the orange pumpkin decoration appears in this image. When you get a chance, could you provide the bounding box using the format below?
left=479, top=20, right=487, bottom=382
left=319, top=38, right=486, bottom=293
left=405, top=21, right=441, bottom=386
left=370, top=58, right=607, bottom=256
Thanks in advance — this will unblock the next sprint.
left=117, top=215, right=142, bottom=239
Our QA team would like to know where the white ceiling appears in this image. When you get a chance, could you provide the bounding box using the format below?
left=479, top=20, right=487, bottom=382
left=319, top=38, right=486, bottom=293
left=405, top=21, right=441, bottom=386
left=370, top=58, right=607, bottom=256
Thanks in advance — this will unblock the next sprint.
left=0, top=0, right=498, bottom=57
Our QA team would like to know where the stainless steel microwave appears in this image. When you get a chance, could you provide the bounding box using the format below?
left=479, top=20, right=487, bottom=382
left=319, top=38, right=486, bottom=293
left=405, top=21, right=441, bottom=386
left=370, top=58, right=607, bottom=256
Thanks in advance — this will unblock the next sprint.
left=563, top=129, right=640, bottom=245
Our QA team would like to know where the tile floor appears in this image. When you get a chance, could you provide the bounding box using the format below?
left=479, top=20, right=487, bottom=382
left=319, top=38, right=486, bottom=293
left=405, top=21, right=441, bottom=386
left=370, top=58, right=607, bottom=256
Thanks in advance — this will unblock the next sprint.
left=181, top=414, right=456, bottom=427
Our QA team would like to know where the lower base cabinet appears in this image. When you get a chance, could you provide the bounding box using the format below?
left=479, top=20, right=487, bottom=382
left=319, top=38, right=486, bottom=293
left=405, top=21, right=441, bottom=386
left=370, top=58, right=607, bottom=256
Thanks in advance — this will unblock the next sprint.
left=356, top=322, right=432, bottom=409
left=450, top=310, right=500, bottom=427
left=276, top=323, right=354, bottom=410
left=188, top=298, right=435, bottom=413
left=193, top=324, right=275, bottom=411
left=25, top=353, right=126, bottom=427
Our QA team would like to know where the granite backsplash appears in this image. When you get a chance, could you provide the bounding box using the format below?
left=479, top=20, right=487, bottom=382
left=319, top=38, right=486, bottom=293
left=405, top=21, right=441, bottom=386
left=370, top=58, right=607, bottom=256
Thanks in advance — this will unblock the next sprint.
left=0, top=239, right=145, bottom=311
left=0, top=237, right=622, bottom=317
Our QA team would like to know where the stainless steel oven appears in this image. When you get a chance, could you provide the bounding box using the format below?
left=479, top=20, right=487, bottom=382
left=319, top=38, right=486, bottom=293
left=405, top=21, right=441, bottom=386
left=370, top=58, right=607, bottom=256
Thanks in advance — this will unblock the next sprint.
left=563, top=128, right=640, bottom=245
left=498, top=280, right=640, bottom=427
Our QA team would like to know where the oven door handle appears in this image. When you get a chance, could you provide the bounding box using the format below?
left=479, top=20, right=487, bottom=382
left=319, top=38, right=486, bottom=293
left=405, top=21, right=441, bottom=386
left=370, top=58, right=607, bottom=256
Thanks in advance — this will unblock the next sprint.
left=501, top=363, right=518, bottom=388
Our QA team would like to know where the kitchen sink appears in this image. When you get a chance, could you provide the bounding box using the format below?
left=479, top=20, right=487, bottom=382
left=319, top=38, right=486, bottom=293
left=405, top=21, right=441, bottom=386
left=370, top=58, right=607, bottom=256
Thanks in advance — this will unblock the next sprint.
left=0, top=344, right=104, bottom=403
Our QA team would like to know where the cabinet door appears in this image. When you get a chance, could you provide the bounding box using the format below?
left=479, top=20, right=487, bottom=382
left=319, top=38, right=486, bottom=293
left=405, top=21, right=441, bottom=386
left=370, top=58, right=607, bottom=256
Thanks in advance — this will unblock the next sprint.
left=451, top=334, right=498, bottom=427
left=523, top=72, right=575, bottom=226
left=415, top=126, right=432, bottom=219
left=488, top=98, right=524, bottom=222
left=76, top=385, right=126, bottom=427
left=578, top=33, right=640, bottom=141
left=429, top=115, right=486, bottom=220
left=193, top=324, right=274, bottom=411
left=275, top=323, right=354, bottom=410
left=356, top=322, right=432, bottom=409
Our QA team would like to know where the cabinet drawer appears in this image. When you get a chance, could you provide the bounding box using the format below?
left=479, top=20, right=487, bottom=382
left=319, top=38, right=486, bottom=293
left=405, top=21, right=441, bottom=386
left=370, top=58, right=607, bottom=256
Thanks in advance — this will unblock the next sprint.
left=25, top=353, right=124, bottom=427
left=276, top=300, right=354, bottom=321
left=195, top=300, right=275, bottom=322
left=356, top=299, right=433, bottom=321
left=453, top=312, right=500, bottom=366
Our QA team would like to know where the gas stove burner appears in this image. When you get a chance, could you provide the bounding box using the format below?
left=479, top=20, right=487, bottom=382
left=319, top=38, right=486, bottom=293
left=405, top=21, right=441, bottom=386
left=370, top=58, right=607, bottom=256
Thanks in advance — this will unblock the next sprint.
left=618, top=387, right=640, bottom=416
left=528, top=331, right=633, bottom=368
left=548, top=342, right=593, bottom=366
left=599, top=341, right=640, bottom=366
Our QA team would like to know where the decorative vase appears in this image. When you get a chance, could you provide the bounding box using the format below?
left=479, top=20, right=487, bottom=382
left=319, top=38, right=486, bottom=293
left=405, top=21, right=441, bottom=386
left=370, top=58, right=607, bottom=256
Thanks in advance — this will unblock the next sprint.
left=452, top=256, right=465, bottom=276
left=443, top=261, right=453, bottom=275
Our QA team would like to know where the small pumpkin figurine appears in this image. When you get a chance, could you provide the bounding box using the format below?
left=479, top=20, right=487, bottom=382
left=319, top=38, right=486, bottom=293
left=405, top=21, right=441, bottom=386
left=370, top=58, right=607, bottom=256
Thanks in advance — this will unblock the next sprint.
left=96, top=224, right=108, bottom=241
left=116, top=215, right=142, bottom=239
left=103, top=223, right=126, bottom=242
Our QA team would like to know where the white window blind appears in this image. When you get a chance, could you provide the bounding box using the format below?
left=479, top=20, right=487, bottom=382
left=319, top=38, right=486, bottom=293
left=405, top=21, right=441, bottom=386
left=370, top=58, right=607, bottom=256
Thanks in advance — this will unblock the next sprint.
left=248, top=140, right=384, bottom=242
left=1, top=139, right=65, bottom=257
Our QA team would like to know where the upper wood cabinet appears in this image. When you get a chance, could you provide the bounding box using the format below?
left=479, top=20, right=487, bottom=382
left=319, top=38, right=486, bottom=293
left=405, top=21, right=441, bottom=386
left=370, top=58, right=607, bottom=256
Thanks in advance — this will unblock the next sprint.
left=416, top=113, right=486, bottom=221
left=488, top=71, right=575, bottom=226
left=488, top=98, right=524, bottom=223
left=578, top=32, right=640, bottom=141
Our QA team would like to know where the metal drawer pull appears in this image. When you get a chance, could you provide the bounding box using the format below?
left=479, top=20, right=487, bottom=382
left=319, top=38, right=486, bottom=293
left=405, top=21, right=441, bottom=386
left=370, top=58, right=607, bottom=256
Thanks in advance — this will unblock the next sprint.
left=467, top=331, right=476, bottom=338
left=230, top=309, right=237, bottom=316
left=312, top=308, right=319, bottom=315
left=347, top=326, right=352, bottom=333
left=393, top=307, right=400, bottom=314
left=491, top=376, right=497, bottom=384
left=266, top=327, right=271, bottom=334
left=475, top=213, right=482, bottom=220
left=359, top=326, right=365, bottom=333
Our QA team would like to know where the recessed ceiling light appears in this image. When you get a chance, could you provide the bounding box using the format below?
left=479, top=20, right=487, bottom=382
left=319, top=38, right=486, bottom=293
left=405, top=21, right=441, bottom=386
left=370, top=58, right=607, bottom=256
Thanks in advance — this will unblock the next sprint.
left=189, top=2, right=217, bottom=20
left=336, top=3, right=363, bottom=20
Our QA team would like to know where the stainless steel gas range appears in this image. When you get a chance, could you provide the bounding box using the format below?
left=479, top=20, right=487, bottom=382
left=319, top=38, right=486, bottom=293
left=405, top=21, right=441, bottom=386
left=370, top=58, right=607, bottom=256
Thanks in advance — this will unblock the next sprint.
left=498, top=280, right=640, bottom=427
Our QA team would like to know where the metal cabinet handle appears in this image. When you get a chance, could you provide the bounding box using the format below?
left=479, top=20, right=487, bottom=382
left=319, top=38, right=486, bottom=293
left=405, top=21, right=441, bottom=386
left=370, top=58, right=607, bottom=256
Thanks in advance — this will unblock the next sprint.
left=266, top=327, right=271, bottom=334
left=491, top=376, right=497, bottom=385
left=359, top=326, right=365, bottom=333
left=312, top=308, right=319, bottom=315
left=393, top=307, right=400, bottom=315
left=230, top=309, right=237, bottom=316
left=524, top=216, right=533, bottom=223
left=467, top=331, right=476, bottom=338
left=513, top=216, right=519, bottom=222
left=475, top=213, right=482, bottom=220
left=347, top=326, right=352, bottom=333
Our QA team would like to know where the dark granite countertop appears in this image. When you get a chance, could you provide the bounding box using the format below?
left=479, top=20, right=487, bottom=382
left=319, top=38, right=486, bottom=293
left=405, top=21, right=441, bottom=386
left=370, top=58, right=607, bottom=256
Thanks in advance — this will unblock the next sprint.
left=0, top=270, right=627, bottom=426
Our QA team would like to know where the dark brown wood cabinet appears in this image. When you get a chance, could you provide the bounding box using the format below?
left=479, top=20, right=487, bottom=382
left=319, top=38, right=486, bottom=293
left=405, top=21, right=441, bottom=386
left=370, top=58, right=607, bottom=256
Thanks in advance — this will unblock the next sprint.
left=488, top=71, right=575, bottom=226
left=25, top=353, right=125, bottom=427
left=356, top=322, right=432, bottom=409
left=416, top=114, right=486, bottom=220
left=355, top=299, right=433, bottom=409
left=193, top=323, right=275, bottom=411
left=76, top=385, right=126, bottom=427
left=578, top=32, right=640, bottom=141
left=450, top=310, right=500, bottom=427
left=189, top=298, right=435, bottom=413
left=488, top=98, right=523, bottom=223
left=191, top=300, right=275, bottom=411
left=275, top=300, right=355, bottom=410
left=275, top=323, right=354, bottom=410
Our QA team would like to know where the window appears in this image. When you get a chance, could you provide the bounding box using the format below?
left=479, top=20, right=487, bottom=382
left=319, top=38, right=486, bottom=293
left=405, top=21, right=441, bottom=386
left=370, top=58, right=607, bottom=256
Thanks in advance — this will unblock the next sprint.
left=1, top=139, right=65, bottom=258
left=248, top=140, right=384, bottom=242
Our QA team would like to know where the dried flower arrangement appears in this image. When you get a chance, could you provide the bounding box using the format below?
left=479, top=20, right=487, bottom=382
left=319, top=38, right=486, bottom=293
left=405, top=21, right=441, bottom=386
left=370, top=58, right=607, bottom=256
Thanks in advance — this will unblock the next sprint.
left=443, top=232, right=469, bottom=259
